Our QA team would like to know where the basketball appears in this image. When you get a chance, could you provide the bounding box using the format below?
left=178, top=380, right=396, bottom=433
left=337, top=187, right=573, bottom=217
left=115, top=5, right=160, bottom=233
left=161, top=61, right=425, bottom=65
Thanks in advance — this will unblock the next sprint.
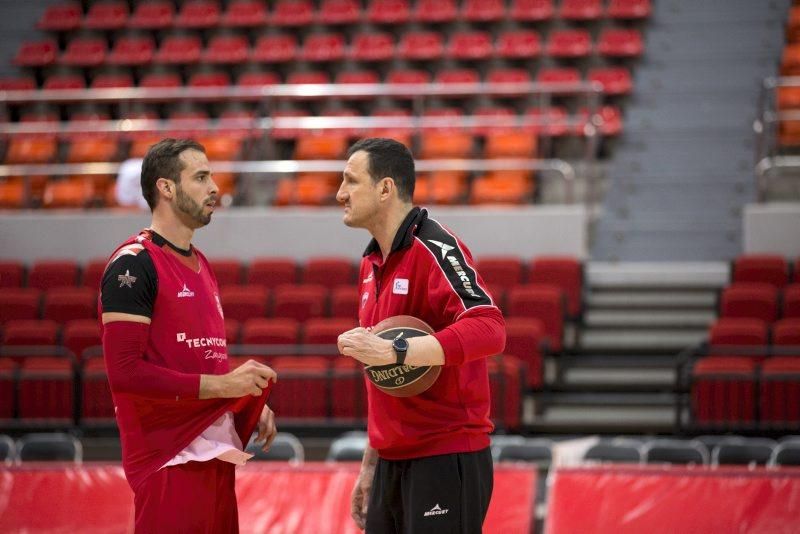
left=365, top=315, right=441, bottom=398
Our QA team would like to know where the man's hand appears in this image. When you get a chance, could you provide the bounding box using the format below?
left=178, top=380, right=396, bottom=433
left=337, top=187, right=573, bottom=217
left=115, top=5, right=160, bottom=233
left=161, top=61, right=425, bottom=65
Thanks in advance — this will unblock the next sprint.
left=199, top=360, right=277, bottom=399
left=254, top=404, right=277, bottom=452
left=337, top=327, right=395, bottom=367
left=350, top=466, right=375, bottom=530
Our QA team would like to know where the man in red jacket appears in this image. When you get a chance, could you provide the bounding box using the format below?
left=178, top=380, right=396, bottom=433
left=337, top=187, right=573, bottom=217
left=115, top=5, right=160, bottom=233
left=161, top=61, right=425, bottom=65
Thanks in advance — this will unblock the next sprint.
left=100, top=138, right=278, bottom=533
left=336, top=138, right=506, bottom=533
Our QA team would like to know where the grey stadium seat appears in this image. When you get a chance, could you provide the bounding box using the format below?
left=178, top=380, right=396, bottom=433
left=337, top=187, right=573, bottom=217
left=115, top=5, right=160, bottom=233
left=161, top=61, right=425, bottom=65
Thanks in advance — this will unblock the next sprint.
left=769, top=441, right=800, bottom=467
left=246, top=432, right=304, bottom=463
left=583, top=438, right=643, bottom=464
left=493, top=439, right=553, bottom=466
left=0, top=434, right=16, bottom=464
left=327, top=434, right=368, bottom=462
left=641, top=439, right=709, bottom=466
left=711, top=437, right=776, bottom=467
left=17, top=433, right=82, bottom=462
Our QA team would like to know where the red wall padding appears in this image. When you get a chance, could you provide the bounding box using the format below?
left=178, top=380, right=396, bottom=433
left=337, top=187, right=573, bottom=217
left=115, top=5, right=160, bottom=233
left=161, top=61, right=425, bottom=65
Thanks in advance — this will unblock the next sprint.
left=546, top=466, right=800, bottom=534
left=0, top=463, right=536, bottom=533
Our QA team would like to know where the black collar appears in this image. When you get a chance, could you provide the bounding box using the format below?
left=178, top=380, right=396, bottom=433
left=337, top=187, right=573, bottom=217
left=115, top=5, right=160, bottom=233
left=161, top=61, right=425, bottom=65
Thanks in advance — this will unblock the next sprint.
left=150, top=229, right=193, bottom=257
left=363, top=207, right=427, bottom=257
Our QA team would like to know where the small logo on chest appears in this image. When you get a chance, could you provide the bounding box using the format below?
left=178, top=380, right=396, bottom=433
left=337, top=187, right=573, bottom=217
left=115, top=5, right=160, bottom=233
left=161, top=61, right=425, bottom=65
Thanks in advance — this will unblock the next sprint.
left=177, top=283, right=195, bottom=298
left=392, top=278, right=409, bottom=295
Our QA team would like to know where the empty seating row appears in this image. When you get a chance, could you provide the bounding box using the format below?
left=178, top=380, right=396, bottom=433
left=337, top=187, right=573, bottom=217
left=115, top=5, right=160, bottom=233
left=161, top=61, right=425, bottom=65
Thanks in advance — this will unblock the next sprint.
left=729, top=254, right=800, bottom=290
left=36, top=0, right=651, bottom=35
left=719, top=283, right=800, bottom=323
left=0, top=432, right=82, bottom=463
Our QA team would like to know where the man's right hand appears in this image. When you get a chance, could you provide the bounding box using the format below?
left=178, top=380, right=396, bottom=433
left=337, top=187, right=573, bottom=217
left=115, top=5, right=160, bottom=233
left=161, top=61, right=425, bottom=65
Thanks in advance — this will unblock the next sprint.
left=350, top=469, right=373, bottom=531
left=199, top=360, right=277, bottom=399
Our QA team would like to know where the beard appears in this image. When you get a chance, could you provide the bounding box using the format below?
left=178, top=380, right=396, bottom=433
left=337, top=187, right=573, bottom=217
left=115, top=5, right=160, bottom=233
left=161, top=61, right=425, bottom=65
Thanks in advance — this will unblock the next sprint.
left=175, top=185, right=213, bottom=227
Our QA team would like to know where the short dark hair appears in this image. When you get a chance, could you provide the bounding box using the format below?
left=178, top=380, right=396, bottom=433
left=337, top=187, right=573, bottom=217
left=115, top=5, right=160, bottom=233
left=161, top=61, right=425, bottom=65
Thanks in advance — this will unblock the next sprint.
left=140, top=138, right=206, bottom=211
left=346, top=138, right=415, bottom=203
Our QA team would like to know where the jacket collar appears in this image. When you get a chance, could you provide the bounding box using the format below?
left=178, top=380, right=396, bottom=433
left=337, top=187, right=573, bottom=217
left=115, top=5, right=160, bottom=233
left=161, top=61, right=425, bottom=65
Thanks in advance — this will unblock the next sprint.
left=362, top=207, right=427, bottom=258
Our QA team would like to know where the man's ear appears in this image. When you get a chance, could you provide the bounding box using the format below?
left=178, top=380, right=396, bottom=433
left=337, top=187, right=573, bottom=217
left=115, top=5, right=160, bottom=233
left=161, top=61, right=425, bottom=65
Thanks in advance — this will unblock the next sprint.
left=156, top=178, right=173, bottom=199
left=380, top=177, right=394, bottom=199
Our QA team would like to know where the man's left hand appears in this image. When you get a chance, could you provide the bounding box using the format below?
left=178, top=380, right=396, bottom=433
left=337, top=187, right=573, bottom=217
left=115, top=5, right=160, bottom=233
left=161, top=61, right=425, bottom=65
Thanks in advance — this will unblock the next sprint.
left=254, top=404, right=277, bottom=452
left=337, top=327, right=395, bottom=367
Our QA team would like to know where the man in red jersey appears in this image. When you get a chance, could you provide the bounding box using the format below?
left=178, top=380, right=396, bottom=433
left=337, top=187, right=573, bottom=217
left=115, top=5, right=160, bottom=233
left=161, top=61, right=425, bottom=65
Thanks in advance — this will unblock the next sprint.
left=100, top=138, right=278, bottom=533
left=336, top=138, right=506, bottom=533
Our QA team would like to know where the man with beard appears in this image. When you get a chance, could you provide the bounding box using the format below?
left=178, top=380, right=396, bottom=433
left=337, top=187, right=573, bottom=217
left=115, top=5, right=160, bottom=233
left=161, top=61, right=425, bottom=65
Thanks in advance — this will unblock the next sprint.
left=99, top=138, right=278, bottom=533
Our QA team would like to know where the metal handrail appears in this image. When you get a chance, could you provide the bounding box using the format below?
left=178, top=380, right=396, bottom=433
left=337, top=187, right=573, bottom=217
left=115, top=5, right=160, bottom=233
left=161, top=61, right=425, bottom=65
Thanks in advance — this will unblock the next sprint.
left=753, top=76, right=800, bottom=200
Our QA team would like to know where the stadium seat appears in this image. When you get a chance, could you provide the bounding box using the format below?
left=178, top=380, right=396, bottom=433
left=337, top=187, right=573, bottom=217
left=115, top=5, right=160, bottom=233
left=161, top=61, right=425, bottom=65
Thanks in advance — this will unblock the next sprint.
left=208, top=259, right=243, bottom=286
left=62, top=320, right=101, bottom=362
left=42, top=287, right=96, bottom=323
left=708, top=318, right=769, bottom=359
left=350, top=32, right=395, bottom=62
left=368, top=0, right=411, bottom=23
left=607, top=0, right=651, bottom=19
left=267, top=356, right=329, bottom=419
left=579, top=105, right=624, bottom=137
left=176, top=0, right=221, bottom=28
left=139, top=72, right=181, bottom=89
left=79, top=259, right=106, bottom=290
left=448, top=31, right=493, bottom=60
left=546, top=29, right=592, bottom=58
left=318, top=0, right=361, bottom=25
left=220, top=285, right=269, bottom=322
left=330, top=286, right=358, bottom=319
left=398, top=31, right=444, bottom=61
left=507, top=285, right=564, bottom=351
left=91, top=73, right=134, bottom=89
left=302, top=318, right=357, bottom=358
left=225, top=318, right=241, bottom=345
left=246, top=432, right=304, bottom=462
left=0, top=179, right=26, bottom=209
left=84, top=1, right=129, bottom=30
left=80, top=356, right=114, bottom=423
left=487, top=68, right=532, bottom=88
left=488, top=356, right=523, bottom=430
left=485, top=131, right=537, bottom=159
left=719, top=283, right=778, bottom=323
left=248, top=258, right=298, bottom=288
left=28, top=260, right=79, bottom=291
left=272, top=285, right=328, bottom=322
left=761, top=356, right=800, bottom=427
left=300, top=33, right=346, bottom=62
left=187, top=72, right=230, bottom=88
left=528, top=257, right=583, bottom=318
left=732, top=255, right=789, bottom=289
left=782, top=284, right=800, bottom=318
left=476, top=257, right=524, bottom=289
left=330, top=360, right=368, bottom=420
left=240, top=318, right=301, bottom=362
left=155, top=34, right=202, bottom=64
left=286, top=71, right=330, bottom=85
left=271, top=0, right=314, bottom=26
left=18, top=357, right=75, bottom=422
left=0, top=288, right=41, bottom=323
left=0, top=76, right=36, bottom=91
left=223, top=0, right=267, bottom=26
left=304, top=257, right=355, bottom=286
left=587, top=67, right=634, bottom=96
left=494, top=439, right=553, bottom=464
left=369, top=108, right=413, bottom=143
left=597, top=28, right=644, bottom=58
left=13, top=40, right=58, bottom=67
left=769, top=441, right=800, bottom=466
left=129, top=0, right=175, bottom=29
left=510, top=0, right=554, bottom=21
left=462, top=0, right=505, bottom=21
left=496, top=30, right=542, bottom=59
left=60, top=36, right=107, bottom=67
left=37, top=2, right=82, bottom=32
left=204, top=34, right=249, bottom=64
left=642, top=439, right=709, bottom=465
left=327, top=433, right=368, bottom=461
left=251, top=34, right=296, bottom=63
left=692, top=356, right=758, bottom=425
left=336, top=71, right=379, bottom=100
left=774, top=318, right=800, bottom=354
left=413, top=0, right=457, bottom=22
left=711, top=438, right=776, bottom=467
left=107, top=35, right=154, bottom=66
left=559, top=0, right=603, bottom=20
left=0, top=364, right=14, bottom=418
left=0, top=261, right=25, bottom=288
left=536, top=67, right=582, bottom=88
left=294, top=135, right=348, bottom=160
left=470, top=174, right=533, bottom=205
left=18, top=433, right=82, bottom=462
left=583, top=438, right=643, bottom=463
left=504, top=317, right=545, bottom=388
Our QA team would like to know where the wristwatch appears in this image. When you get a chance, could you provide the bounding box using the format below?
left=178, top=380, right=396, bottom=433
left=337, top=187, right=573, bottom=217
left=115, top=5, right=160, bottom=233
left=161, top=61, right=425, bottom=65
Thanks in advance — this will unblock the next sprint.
left=392, top=337, right=409, bottom=365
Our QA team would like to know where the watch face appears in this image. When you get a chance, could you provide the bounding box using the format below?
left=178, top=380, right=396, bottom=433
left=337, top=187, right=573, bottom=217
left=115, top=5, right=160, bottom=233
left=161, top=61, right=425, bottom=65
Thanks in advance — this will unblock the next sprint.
left=392, top=337, right=409, bottom=352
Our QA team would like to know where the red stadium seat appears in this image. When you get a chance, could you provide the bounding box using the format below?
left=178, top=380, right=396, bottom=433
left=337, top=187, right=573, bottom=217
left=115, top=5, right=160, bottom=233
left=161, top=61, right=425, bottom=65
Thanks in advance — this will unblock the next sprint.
left=597, top=28, right=644, bottom=58
left=238, top=71, right=281, bottom=88
left=448, top=31, right=493, bottom=60
left=473, top=106, right=516, bottom=136
left=504, top=318, right=545, bottom=389
left=413, top=0, right=457, bottom=22
left=536, top=67, right=582, bottom=88
left=607, top=0, right=651, bottom=19
left=318, top=0, right=361, bottom=25
left=476, top=257, right=524, bottom=290
left=387, top=68, right=431, bottom=85
left=0, top=76, right=36, bottom=91
left=528, top=257, right=583, bottom=318
left=271, top=0, right=313, bottom=26
left=302, top=318, right=357, bottom=358
left=0, top=261, right=25, bottom=288
left=84, top=1, right=129, bottom=30
left=507, top=285, right=565, bottom=351
left=225, top=319, right=241, bottom=345
left=331, top=358, right=367, bottom=419
left=38, top=2, right=82, bottom=32
left=546, top=29, right=592, bottom=58
left=267, top=356, right=329, bottom=419
left=587, top=67, right=633, bottom=96
left=272, top=285, right=328, bottom=322
left=336, top=70, right=380, bottom=94
left=269, top=110, right=309, bottom=140
left=368, top=0, right=410, bottom=24
left=330, top=286, right=359, bottom=319
left=60, top=36, right=107, bottom=67
left=300, top=33, right=346, bottom=62
left=209, top=259, right=243, bottom=286
left=369, top=107, right=413, bottom=141
left=18, top=356, right=74, bottom=422
left=350, top=32, right=395, bottom=62
left=496, top=31, right=542, bottom=59
left=62, top=320, right=101, bottom=362
left=204, top=34, right=249, bottom=64
left=220, top=285, right=269, bottom=322
left=708, top=318, right=768, bottom=360
left=129, top=0, right=175, bottom=29
left=720, top=283, right=778, bottom=324
left=760, top=356, right=800, bottom=426
left=774, top=318, right=800, bottom=354
left=488, top=355, right=523, bottom=430
left=223, top=0, right=267, bottom=26
left=510, top=0, right=554, bottom=21
left=304, top=258, right=356, bottom=286
left=155, top=34, right=202, bottom=64
left=0, top=288, right=42, bottom=323
left=0, top=359, right=15, bottom=419
left=559, top=0, right=603, bottom=20
left=286, top=71, right=330, bottom=85
left=14, top=40, right=58, bottom=67
left=91, top=73, right=134, bottom=89
left=81, top=356, right=114, bottom=423
left=139, top=71, right=182, bottom=88
left=462, top=0, right=505, bottom=21
left=251, top=34, right=297, bottom=63
left=577, top=105, right=624, bottom=137
left=176, top=0, right=221, bottom=29
left=437, top=68, right=480, bottom=85
left=2, top=320, right=60, bottom=361
left=783, top=284, right=800, bottom=318
left=398, top=31, right=444, bottom=61
left=241, top=318, right=300, bottom=362
left=28, top=260, right=79, bottom=291
left=732, top=255, right=789, bottom=289
left=692, top=356, right=757, bottom=426
left=43, top=287, right=97, bottom=323
left=187, top=71, right=230, bottom=88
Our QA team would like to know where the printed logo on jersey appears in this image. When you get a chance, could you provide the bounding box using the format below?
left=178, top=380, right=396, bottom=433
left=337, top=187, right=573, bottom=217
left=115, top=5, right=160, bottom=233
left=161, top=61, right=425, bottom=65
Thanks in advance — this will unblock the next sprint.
left=361, top=291, right=369, bottom=308
left=423, top=504, right=449, bottom=517
left=176, top=332, right=227, bottom=361
left=363, top=271, right=374, bottom=284
left=117, top=270, right=137, bottom=288
left=177, top=283, right=195, bottom=298
left=392, top=278, right=409, bottom=295
left=427, top=239, right=454, bottom=259
left=214, top=293, right=224, bottom=319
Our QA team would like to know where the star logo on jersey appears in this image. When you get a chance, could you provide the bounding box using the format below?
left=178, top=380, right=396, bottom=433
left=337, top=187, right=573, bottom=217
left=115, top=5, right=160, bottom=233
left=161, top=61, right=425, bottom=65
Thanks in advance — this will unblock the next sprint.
left=117, top=270, right=137, bottom=288
left=177, top=284, right=195, bottom=298
left=427, top=239, right=454, bottom=259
